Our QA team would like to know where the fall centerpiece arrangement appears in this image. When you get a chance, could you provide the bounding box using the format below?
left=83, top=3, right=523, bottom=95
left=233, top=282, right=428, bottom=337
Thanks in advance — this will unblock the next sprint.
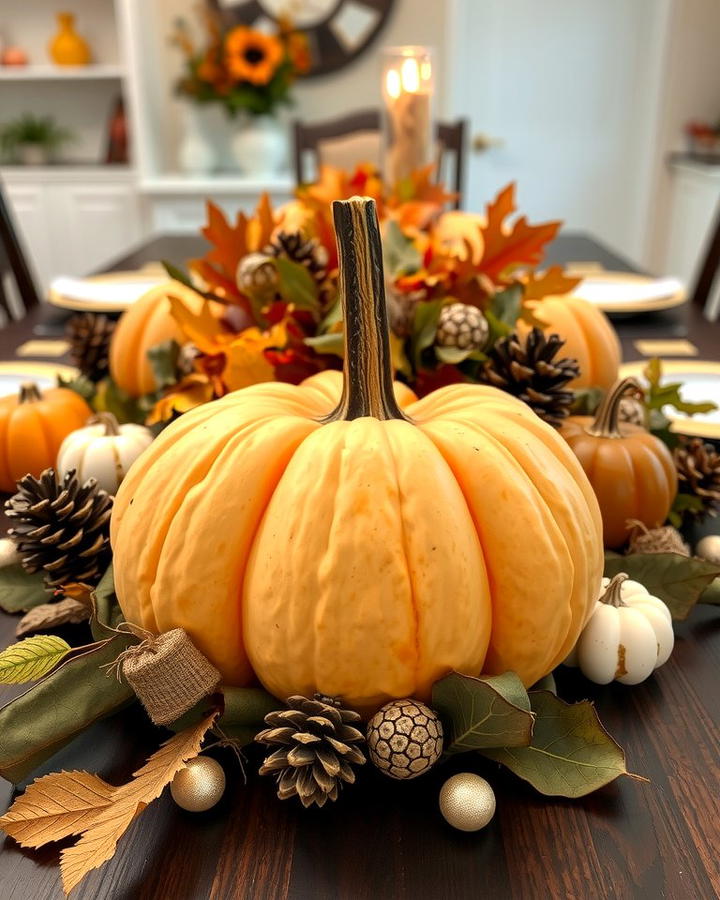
left=1, top=175, right=719, bottom=895
left=171, top=6, right=310, bottom=174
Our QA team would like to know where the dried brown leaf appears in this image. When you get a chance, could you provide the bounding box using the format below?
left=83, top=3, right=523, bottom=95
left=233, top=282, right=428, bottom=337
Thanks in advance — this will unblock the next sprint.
left=0, top=771, right=114, bottom=847
left=16, top=599, right=90, bottom=637
left=60, top=711, right=217, bottom=895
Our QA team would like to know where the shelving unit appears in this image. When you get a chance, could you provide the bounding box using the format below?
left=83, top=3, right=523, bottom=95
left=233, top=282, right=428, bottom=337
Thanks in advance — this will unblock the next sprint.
left=0, top=64, right=125, bottom=80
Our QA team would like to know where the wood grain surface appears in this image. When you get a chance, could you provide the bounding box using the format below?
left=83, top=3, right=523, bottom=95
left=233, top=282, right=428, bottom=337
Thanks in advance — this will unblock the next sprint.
left=0, top=232, right=719, bottom=899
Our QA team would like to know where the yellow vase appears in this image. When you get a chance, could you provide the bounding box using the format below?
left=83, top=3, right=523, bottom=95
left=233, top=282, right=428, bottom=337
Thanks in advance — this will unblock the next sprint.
left=49, top=12, right=91, bottom=66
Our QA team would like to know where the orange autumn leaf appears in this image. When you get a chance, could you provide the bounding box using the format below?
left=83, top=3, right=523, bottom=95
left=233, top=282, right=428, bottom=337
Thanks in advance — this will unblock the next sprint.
left=479, top=183, right=562, bottom=282
left=168, top=294, right=230, bottom=354
left=189, top=196, right=278, bottom=305
left=146, top=374, right=215, bottom=425
left=522, top=265, right=582, bottom=301
left=223, top=322, right=286, bottom=391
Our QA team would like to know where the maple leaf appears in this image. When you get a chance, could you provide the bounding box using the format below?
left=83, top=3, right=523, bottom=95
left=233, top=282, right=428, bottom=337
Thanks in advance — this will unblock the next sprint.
left=522, top=265, right=582, bottom=300
left=223, top=321, right=287, bottom=392
left=146, top=374, right=215, bottom=426
left=479, top=183, right=562, bottom=282
left=60, top=712, right=217, bottom=895
left=0, top=771, right=114, bottom=848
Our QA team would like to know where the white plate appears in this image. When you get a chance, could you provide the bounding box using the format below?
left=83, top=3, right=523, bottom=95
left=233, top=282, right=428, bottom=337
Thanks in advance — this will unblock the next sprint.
left=619, top=360, right=720, bottom=439
left=568, top=272, right=687, bottom=314
left=48, top=270, right=167, bottom=312
left=0, top=361, right=79, bottom=398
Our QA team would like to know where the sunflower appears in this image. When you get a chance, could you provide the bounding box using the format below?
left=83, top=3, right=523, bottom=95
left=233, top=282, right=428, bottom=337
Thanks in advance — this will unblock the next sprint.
left=225, top=27, right=284, bottom=85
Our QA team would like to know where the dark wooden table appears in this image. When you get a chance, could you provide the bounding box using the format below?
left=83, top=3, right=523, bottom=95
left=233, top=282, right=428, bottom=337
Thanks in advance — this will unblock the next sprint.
left=1, top=233, right=719, bottom=900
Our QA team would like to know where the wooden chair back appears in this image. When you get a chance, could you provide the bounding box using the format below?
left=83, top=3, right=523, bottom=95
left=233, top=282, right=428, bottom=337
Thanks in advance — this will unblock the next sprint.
left=691, top=202, right=720, bottom=320
left=0, top=184, right=40, bottom=320
left=293, top=110, right=467, bottom=209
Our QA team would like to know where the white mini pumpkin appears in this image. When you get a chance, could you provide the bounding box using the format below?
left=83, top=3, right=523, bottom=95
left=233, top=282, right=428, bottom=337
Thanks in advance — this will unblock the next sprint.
left=57, top=412, right=153, bottom=495
left=564, top=573, right=674, bottom=685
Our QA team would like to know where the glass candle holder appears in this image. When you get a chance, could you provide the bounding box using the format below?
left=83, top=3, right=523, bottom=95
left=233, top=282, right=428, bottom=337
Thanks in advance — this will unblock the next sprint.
left=381, top=46, right=434, bottom=185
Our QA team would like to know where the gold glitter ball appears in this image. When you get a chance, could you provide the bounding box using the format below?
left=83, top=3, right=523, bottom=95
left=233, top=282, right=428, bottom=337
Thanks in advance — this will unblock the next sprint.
left=170, top=756, right=226, bottom=812
left=439, top=773, right=496, bottom=831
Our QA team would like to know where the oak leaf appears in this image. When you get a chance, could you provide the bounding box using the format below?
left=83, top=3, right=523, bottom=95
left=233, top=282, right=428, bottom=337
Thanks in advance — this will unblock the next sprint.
left=0, top=771, right=114, bottom=848
left=60, top=711, right=217, bottom=895
left=479, top=183, right=562, bottom=282
left=522, top=265, right=582, bottom=301
left=16, top=598, right=90, bottom=637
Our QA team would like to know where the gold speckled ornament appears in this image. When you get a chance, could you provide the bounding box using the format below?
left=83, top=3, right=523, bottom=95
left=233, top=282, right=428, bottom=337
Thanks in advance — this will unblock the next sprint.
left=366, top=699, right=443, bottom=779
left=170, top=756, right=226, bottom=812
left=439, top=773, right=496, bottom=831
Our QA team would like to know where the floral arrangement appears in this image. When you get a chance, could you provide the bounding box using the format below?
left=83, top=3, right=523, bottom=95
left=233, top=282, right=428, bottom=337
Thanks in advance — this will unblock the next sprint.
left=171, top=7, right=310, bottom=117
left=1, top=175, right=720, bottom=895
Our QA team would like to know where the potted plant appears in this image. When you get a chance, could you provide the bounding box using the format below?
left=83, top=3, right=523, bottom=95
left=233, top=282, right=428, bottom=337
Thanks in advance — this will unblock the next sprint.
left=171, top=10, right=310, bottom=176
left=0, top=114, right=74, bottom=165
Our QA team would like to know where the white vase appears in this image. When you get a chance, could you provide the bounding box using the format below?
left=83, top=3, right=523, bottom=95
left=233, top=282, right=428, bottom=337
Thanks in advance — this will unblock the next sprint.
left=230, top=116, right=286, bottom=177
left=178, top=104, right=216, bottom=175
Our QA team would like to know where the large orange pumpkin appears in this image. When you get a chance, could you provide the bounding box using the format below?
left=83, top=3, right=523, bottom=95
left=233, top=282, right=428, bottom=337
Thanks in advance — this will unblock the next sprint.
left=0, top=383, right=91, bottom=491
left=109, top=282, right=207, bottom=397
left=111, top=198, right=603, bottom=713
left=519, top=295, right=621, bottom=391
left=560, top=377, right=677, bottom=548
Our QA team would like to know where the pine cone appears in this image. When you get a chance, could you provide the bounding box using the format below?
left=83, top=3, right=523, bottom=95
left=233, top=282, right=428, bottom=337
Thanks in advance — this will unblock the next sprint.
left=479, top=328, right=580, bottom=427
left=65, top=312, right=116, bottom=382
left=256, top=694, right=366, bottom=808
left=5, top=468, right=113, bottom=590
left=436, top=302, right=489, bottom=351
left=674, top=437, right=720, bottom=520
left=265, top=231, right=329, bottom=283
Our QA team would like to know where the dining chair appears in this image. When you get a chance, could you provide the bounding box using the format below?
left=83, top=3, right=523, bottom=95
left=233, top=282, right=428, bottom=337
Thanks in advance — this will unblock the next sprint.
left=292, top=110, right=467, bottom=209
left=691, top=202, right=720, bottom=321
left=0, top=184, right=40, bottom=320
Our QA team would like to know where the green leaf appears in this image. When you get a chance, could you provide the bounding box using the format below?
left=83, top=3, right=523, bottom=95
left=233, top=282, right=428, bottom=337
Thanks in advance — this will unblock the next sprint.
left=571, top=386, right=604, bottom=416
left=272, top=257, right=320, bottom=314
left=431, top=671, right=534, bottom=754
left=410, top=299, right=444, bottom=369
left=642, top=357, right=718, bottom=417
left=481, top=691, right=633, bottom=797
left=147, top=340, right=181, bottom=391
left=0, top=634, right=135, bottom=784
left=0, top=564, right=48, bottom=613
left=0, top=635, right=71, bottom=684
left=434, top=345, right=474, bottom=365
left=93, top=378, right=150, bottom=426
left=670, top=492, right=706, bottom=528
left=489, top=283, right=523, bottom=328
left=162, top=260, right=196, bottom=291
left=90, top=564, right=123, bottom=640
left=604, top=552, right=720, bottom=620
left=169, top=686, right=278, bottom=747
left=530, top=672, right=557, bottom=695
left=383, top=221, right=422, bottom=277
left=318, top=299, right=342, bottom=333
left=57, top=373, right=97, bottom=401
left=304, top=333, right=344, bottom=357
left=700, top=576, right=720, bottom=606
left=483, top=309, right=513, bottom=348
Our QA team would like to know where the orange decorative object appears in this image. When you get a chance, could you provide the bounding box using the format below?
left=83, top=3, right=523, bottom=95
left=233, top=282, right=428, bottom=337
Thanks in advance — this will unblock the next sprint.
left=111, top=198, right=603, bottom=713
left=49, top=13, right=91, bottom=66
left=519, top=294, right=621, bottom=390
left=560, top=377, right=677, bottom=549
left=1, top=47, right=29, bottom=67
left=0, top=383, right=91, bottom=492
left=109, top=282, right=209, bottom=398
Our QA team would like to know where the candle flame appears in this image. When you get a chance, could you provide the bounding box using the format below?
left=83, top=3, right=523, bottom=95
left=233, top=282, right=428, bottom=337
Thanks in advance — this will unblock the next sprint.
left=400, top=57, right=420, bottom=93
left=385, top=68, right=401, bottom=99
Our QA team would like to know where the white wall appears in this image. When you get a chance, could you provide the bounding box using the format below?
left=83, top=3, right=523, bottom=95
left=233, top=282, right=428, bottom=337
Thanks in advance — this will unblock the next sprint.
left=148, top=0, right=448, bottom=174
left=644, top=0, right=720, bottom=272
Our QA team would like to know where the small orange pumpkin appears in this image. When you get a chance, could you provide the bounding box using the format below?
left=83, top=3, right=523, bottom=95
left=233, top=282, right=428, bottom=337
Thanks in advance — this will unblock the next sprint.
left=560, top=377, right=677, bottom=548
left=109, top=282, right=207, bottom=397
left=0, top=382, right=92, bottom=492
left=519, top=295, right=621, bottom=391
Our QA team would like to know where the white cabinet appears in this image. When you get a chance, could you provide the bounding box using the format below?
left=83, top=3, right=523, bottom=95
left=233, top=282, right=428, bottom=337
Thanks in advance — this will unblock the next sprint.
left=1, top=168, right=146, bottom=293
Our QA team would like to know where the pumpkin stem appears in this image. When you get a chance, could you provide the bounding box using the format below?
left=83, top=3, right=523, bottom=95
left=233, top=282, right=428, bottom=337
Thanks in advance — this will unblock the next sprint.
left=587, top=377, right=643, bottom=438
left=88, top=412, right=121, bottom=436
left=600, top=573, right=628, bottom=607
left=323, top=197, right=408, bottom=423
left=18, top=382, right=42, bottom=404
